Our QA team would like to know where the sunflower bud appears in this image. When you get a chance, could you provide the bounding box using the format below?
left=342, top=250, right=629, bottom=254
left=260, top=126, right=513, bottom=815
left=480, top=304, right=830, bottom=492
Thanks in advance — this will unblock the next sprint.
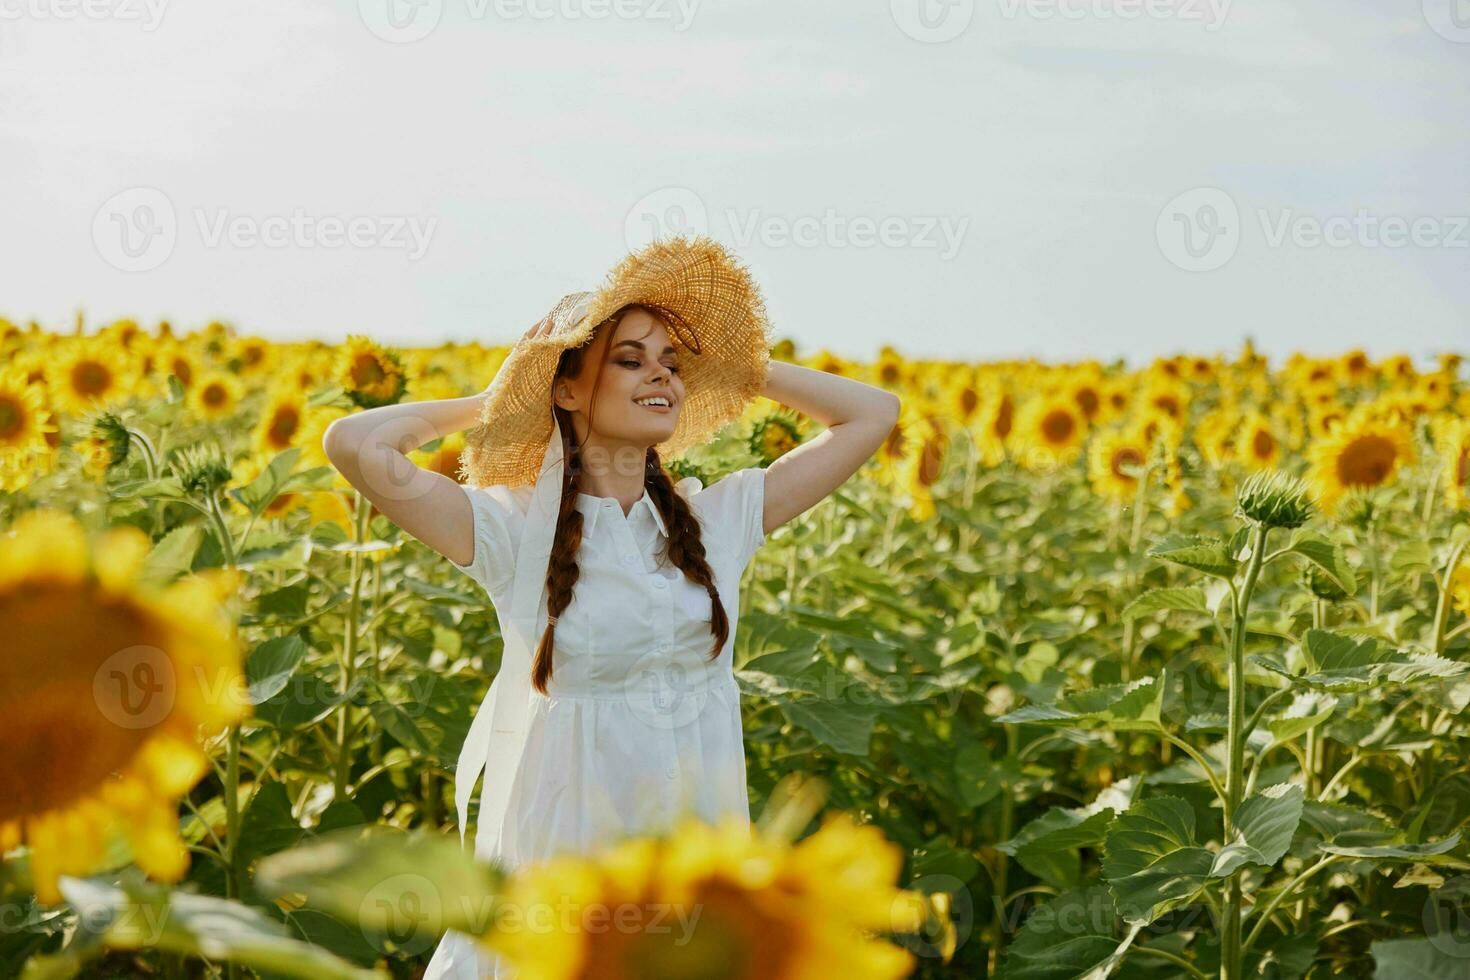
left=1303, top=563, right=1348, bottom=602
left=91, top=412, right=132, bottom=469
left=1235, top=469, right=1313, bottom=529
left=172, top=443, right=232, bottom=496
left=1336, top=487, right=1379, bottom=530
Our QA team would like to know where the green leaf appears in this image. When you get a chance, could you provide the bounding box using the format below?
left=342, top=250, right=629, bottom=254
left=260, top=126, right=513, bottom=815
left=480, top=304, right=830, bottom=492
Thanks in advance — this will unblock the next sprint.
left=1372, top=937, right=1470, bottom=978
left=998, top=675, right=1163, bottom=732
left=1281, top=529, right=1357, bottom=595
left=1320, top=831, right=1465, bottom=863
left=1211, top=783, right=1304, bottom=877
left=141, top=524, right=204, bottom=585
left=1264, top=630, right=1470, bottom=693
left=779, top=699, right=878, bottom=757
left=995, top=886, right=1143, bottom=980
left=999, top=807, right=1116, bottom=890
left=1148, top=534, right=1238, bottom=579
left=24, top=872, right=378, bottom=980
left=254, top=825, right=506, bottom=943
left=1101, top=796, right=1213, bottom=925
left=229, top=449, right=302, bottom=515
left=246, top=634, right=309, bottom=706
left=1121, top=587, right=1209, bottom=622
left=110, top=477, right=186, bottom=501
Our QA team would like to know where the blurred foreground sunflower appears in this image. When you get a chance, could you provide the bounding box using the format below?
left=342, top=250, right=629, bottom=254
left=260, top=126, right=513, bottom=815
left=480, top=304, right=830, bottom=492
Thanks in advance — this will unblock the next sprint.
left=1011, top=396, right=1085, bottom=471
left=483, top=811, right=928, bottom=980
left=0, top=511, right=245, bottom=904
left=1088, top=429, right=1148, bottom=501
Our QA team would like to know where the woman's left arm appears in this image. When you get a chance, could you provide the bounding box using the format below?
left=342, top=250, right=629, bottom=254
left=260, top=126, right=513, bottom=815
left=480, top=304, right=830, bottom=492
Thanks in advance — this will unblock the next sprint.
left=756, top=359, right=901, bottom=535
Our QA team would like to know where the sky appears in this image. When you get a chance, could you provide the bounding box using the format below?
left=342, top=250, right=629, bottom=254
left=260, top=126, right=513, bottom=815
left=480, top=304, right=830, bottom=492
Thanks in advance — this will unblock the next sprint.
left=1, top=0, right=1466, bottom=366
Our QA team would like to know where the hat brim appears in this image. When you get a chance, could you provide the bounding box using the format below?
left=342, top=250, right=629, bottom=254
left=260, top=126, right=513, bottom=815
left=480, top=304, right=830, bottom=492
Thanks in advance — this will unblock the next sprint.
left=459, top=235, right=772, bottom=488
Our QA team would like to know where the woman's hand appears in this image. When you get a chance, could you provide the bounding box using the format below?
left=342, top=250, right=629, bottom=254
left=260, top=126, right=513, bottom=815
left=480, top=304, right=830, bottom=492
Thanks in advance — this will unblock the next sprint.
left=479, top=314, right=556, bottom=396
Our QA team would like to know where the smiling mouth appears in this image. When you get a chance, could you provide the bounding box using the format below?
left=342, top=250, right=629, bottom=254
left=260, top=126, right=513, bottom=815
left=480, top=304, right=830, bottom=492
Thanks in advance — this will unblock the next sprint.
left=634, top=397, right=673, bottom=413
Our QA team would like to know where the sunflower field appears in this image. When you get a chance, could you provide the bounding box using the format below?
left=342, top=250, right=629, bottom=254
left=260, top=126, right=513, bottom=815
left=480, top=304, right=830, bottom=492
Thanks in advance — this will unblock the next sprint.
left=2, top=314, right=1470, bottom=980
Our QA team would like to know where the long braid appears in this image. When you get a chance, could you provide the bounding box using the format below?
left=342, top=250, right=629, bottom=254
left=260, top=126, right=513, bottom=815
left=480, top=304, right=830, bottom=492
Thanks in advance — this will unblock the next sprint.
left=531, top=414, right=584, bottom=694
left=644, top=447, right=730, bottom=661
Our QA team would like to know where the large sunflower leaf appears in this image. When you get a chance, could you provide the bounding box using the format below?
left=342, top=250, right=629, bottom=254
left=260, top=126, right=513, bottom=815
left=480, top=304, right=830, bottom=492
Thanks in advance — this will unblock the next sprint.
left=1320, top=832, right=1466, bottom=864
left=998, top=807, right=1117, bottom=890
left=1101, top=797, right=1214, bottom=925
left=1259, top=630, right=1470, bottom=693
left=1121, top=587, right=1210, bottom=622
left=995, top=886, right=1143, bottom=980
left=1210, top=783, right=1304, bottom=878
left=1371, top=937, right=1470, bottom=978
left=999, top=675, right=1163, bottom=731
left=1281, top=529, right=1357, bottom=595
left=1148, top=534, right=1239, bottom=579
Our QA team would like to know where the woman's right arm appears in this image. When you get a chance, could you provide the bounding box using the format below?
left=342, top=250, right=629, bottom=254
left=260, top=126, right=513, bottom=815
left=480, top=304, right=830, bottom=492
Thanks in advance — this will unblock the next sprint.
left=323, top=317, right=555, bottom=565
left=321, top=392, right=486, bottom=566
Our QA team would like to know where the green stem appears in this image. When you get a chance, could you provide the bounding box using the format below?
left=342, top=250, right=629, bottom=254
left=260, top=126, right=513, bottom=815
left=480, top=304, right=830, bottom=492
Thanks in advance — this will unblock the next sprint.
left=333, top=493, right=371, bottom=799
left=1131, top=946, right=1211, bottom=980
left=1223, top=522, right=1269, bottom=980
left=1431, top=538, right=1470, bottom=654
left=1243, top=855, right=1343, bottom=952
left=988, top=724, right=1019, bottom=976
left=1159, top=730, right=1228, bottom=810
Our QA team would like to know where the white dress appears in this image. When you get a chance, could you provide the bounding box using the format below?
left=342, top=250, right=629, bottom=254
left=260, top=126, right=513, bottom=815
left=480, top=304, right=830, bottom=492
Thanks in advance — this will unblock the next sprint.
left=423, top=467, right=767, bottom=979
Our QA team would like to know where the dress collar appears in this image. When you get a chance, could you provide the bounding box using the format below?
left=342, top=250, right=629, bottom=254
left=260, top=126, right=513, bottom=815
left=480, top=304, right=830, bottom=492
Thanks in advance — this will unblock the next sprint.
left=574, top=488, right=668, bottom=539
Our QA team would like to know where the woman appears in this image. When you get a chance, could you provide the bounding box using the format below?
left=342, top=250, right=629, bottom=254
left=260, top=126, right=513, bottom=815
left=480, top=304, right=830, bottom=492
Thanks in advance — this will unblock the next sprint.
left=321, top=237, right=900, bottom=977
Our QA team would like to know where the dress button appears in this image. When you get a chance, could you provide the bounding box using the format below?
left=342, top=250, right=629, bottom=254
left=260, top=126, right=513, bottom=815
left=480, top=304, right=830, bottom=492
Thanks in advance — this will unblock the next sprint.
left=622, top=553, right=638, bottom=566
left=664, top=765, right=678, bottom=780
left=652, top=577, right=667, bottom=589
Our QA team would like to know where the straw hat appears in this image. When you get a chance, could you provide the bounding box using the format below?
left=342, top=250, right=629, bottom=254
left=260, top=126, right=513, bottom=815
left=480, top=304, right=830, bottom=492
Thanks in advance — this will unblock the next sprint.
left=459, top=235, right=773, bottom=488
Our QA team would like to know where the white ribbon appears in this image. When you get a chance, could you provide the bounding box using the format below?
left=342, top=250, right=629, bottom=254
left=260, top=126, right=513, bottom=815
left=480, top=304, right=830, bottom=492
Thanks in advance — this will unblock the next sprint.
left=453, top=410, right=568, bottom=861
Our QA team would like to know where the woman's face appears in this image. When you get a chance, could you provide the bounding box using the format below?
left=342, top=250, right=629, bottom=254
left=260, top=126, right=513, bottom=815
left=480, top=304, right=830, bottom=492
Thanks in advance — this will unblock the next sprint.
left=555, top=307, right=686, bottom=453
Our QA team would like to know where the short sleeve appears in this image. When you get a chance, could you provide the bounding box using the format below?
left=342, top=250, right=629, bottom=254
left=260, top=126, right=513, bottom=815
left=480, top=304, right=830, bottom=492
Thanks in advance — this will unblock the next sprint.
left=690, top=466, right=767, bottom=570
left=447, top=483, right=527, bottom=597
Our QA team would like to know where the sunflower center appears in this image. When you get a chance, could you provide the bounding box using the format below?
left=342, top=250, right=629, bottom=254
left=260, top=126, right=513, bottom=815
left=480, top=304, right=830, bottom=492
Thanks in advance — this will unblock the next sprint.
left=1110, top=446, right=1144, bottom=480
left=1336, top=434, right=1398, bottom=487
left=1456, top=449, right=1468, bottom=488
left=1040, top=410, right=1075, bottom=446
left=992, top=397, right=1013, bottom=439
left=172, top=359, right=193, bottom=386
left=0, top=395, right=24, bottom=439
left=919, top=435, right=944, bottom=485
left=579, top=880, right=796, bottom=980
left=1074, top=387, right=1100, bottom=418
left=202, top=383, right=227, bottom=408
left=351, top=354, right=386, bottom=388
left=1153, top=395, right=1181, bottom=419
left=959, top=387, right=978, bottom=416
left=1251, top=429, right=1275, bottom=458
left=268, top=407, right=302, bottom=447
left=879, top=363, right=900, bottom=385
left=0, top=585, right=166, bottom=821
left=72, top=360, right=112, bottom=396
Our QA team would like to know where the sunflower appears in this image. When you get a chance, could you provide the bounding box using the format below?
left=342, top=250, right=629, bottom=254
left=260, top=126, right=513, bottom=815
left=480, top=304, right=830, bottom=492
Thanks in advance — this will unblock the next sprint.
left=898, top=416, right=948, bottom=521
left=153, top=342, right=203, bottom=392
left=1193, top=408, right=1237, bottom=470
left=1435, top=417, right=1470, bottom=511
left=1306, top=413, right=1416, bottom=511
left=1236, top=412, right=1281, bottom=471
left=1088, top=429, right=1149, bottom=500
left=0, top=368, right=57, bottom=465
left=409, top=430, right=470, bottom=484
left=870, top=346, right=908, bottom=391
left=1141, top=381, right=1189, bottom=425
left=253, top=386, right=310, bottom=457
left=1337, top=349, right=1373, bottom=386
left=944, top=371, right=982, bottom=427
left=1452, top=561, right=1470, bottom=619
left=808, top=349, right=852, bottom=377
left=1011, top=396, right=1086, bottom=471
left=973, top=389, right=1014, bottom=466
left=482, top=811, right=925, bottom=980
left=49, top=338, right=137, bottom=414
left=230, top=336, right=276, bottom=378
left=189, top=370, right=245, bottom=421
left=336, top=335, right=408, bottom=409
left=0, top=511, right=244, bottom=905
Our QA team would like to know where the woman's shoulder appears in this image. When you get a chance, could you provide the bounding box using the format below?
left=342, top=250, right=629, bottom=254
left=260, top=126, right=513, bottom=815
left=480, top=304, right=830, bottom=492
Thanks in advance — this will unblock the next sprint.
left=681, top=467, right=768, bottom=568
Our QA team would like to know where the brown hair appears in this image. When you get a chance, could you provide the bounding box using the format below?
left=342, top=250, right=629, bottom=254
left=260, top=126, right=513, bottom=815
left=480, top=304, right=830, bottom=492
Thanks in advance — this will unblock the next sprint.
left=530, top=303, right=729, bottom=694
